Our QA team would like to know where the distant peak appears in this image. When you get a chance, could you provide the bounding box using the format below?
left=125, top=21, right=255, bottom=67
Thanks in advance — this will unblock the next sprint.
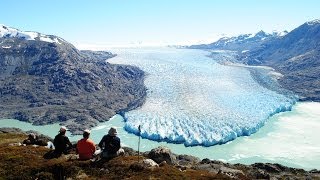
left=257, top=30, right=266, bottom=34
left=306, top=19, right=320, bottom=25
left=254, top=30, right=267, bottom=36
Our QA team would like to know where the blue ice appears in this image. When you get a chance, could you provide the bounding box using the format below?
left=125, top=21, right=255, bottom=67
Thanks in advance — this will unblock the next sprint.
left=108, top=48, right=296, bottom=146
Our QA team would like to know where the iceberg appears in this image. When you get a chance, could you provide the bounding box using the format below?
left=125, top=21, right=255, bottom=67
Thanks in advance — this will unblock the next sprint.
left=109, top=48, right=296, bottom=146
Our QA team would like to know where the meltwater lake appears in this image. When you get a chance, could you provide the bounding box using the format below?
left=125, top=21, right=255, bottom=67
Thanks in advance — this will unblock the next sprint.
left=0, top=48, right=319, bottom=170
left=0, top=102, right=320, bottom=170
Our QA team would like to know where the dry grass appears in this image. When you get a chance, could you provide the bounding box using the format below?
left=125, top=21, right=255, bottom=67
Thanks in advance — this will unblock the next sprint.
left=0, top=133, right=230, bottom=179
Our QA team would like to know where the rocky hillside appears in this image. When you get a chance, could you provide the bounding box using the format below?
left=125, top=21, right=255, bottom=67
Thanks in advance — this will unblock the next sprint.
left=188, top=19, right=320, bottom=101
left=0, top=25, right=146, bottom=134
left=240, top=19, right=320, bottom=101
left=0, top=128, right=319, bottom=179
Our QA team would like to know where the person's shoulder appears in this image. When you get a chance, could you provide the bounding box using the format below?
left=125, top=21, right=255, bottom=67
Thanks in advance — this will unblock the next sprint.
left=87, top=139, right=95, bottom=145
left=101, top=135, right=109, bottom=139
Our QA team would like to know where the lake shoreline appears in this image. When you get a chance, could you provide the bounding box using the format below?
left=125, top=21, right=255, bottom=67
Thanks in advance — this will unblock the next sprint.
left=1, top=128, right=319, bottom=179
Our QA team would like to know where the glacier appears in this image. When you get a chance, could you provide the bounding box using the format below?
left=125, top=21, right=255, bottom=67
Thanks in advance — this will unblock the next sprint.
left=108, top=48, right=297, bottom=146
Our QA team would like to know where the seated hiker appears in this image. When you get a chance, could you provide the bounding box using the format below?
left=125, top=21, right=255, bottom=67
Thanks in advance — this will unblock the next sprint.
left=23, top=133, right=37, bottom=145
left=98, top=127, right=124, bottom=160
left=53, top=126, right=72, bottom=157
left=76, top=129, right=96, bottom=160
left=23, top=133, right=49, bottom=146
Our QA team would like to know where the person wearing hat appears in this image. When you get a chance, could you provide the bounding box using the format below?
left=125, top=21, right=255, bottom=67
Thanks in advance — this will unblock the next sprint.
left=53, top=126, right=72, bottom=157
left=76, top=129, right=96, bottom=160
left=98, top=127, right=124, bottom=159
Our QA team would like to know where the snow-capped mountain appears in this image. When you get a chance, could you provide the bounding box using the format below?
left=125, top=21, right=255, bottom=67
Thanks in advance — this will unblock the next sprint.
left=240, top=19, right=320, bottom=101
left=0, top=24, right=65, bottom=44
left=188, top=19, right=320, bottom=101
left=306, top=19, right=320, bottom=26
left=188, top=30, right=286, bottom=51
left=0, top=24, right=146, bottom=134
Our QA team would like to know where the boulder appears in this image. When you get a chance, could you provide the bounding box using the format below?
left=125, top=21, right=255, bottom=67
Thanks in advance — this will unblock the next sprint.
left=148, top=146, right=176, bottom=165
left=142, top=159, right=159, bottom=168
left=218, top=166, right=245, bottom=179
left=177, top=154, right=200, bottom=167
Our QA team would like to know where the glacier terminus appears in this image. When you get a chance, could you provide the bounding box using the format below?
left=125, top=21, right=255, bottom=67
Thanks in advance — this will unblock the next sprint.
left=109, top=48, right=297, bottom=146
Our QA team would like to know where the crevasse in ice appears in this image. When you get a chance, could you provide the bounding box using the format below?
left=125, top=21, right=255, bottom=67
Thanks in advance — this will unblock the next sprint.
left=108, top=48, right=296, bottom=146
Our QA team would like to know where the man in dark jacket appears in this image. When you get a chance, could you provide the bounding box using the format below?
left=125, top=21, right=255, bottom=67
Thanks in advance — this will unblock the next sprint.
left=53, top=126, right=72, bottom=157
left=98, top=127, right=124, bottom=159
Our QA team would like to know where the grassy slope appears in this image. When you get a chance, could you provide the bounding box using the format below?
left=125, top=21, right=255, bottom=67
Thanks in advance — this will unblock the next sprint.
left=0, top=133, right=229, bottom=179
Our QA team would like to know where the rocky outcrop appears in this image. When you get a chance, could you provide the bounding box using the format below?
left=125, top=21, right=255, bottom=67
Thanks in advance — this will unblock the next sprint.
left=0, top=25, right=147, bottom=134
left=148, top=146, right=177, bottom=165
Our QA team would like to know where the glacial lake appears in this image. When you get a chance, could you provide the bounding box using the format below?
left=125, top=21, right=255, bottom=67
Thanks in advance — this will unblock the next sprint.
left=0, top=48, right=319, bottom=170
left=1, top=102, right=320, bottom=170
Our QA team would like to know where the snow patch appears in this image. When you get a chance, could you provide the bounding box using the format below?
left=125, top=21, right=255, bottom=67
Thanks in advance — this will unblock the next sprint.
left=272, top=30, right=288, bottom=37
left=0, top=24, right=62, bottom=44
left=306, top=19, right=320, bottom=25
left=40, top=36, right=54, bottom=43
left=17, top=31, right=38, bottom=40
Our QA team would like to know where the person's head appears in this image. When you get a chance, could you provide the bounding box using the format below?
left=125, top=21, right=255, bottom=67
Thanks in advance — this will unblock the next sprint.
left=108, top=127, right=117, bottom=136
left=83, top=129, right=91, bottom=139
left=59, top=126, right=68, bottom=135
left=28, top=133, right=36, bottom=140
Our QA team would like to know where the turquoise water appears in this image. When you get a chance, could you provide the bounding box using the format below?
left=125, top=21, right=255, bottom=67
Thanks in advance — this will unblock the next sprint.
left=1, top=102, right=319, bottom=170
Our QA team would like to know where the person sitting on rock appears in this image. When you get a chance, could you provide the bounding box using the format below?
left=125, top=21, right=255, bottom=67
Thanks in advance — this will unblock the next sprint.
left=23, top=133, right=37, bottom=145
left=76, top=129, right=96, bottom=160
left=23, top=133, right=49, bottom=146
left=53, top=126, right=72, bottom=157
left=98, top=127, right=124, bottom=160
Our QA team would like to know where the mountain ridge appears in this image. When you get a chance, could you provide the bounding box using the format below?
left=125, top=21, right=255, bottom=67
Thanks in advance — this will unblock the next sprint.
left=188, top=19, right=320, bottom=101
left=187, top=30, right=286, bottom=52
left=0, top=25, right=147, bottom=134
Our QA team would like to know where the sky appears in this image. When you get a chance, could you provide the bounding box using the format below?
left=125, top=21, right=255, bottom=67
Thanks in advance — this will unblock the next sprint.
left=0, top=0, right=319, bottom=49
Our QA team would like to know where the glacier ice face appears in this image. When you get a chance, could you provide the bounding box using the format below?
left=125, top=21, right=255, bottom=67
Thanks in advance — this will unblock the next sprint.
left=109, top=48, right=296, bottom=146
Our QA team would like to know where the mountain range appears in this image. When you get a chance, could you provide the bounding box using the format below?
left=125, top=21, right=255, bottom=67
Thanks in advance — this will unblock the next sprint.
left=0, top=25, right=146, bottom=134
left=188, top=30, right=287, bottom=52
left=188, top=19, right=320, bottom=101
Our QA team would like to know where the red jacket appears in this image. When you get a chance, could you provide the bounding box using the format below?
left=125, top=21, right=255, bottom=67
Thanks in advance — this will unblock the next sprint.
left=76, top=138, right=96, bottom=160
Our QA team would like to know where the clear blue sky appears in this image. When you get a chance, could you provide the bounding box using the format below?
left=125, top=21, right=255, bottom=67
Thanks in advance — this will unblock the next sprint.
left=0, top=0, right=319, bottom=48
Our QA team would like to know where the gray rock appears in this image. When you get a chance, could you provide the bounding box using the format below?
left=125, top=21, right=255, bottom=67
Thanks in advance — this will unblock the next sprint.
left=148, top=146, right=177, bottom=165
left=177, top=154, right=200, bottom=167
left=218, top=166, right=245, bottom=179
left=142, top=159, right=159, bottom=168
